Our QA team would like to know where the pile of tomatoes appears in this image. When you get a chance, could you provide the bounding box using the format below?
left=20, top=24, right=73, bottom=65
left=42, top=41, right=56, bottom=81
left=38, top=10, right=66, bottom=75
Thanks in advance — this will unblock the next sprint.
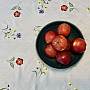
left=44, top=23, right=86, bottom=65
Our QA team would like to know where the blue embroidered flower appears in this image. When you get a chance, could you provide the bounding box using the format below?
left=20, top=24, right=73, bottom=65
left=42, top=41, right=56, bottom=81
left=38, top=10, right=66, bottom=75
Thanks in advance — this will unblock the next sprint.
left=38, top=7, right=40, bottom=9
left=36, top=67, right=39, bottom=69
left=39, top=10, right=44, bottom=14
left=14, top=37, right=16, bottom=40
left=9, top=28, right=11, bottom=30
left=8, top=85, right=10, bottom=87
left=47, top=2, right=49, bottom=4
left=17, top=33, right=21, bottom=38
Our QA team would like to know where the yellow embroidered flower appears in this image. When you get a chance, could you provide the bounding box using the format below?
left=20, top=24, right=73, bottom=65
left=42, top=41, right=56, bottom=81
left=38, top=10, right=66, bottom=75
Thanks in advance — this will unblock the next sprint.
left=7, top=35, right=11, bottom=40
left=74, top=88, right=79, bottom=90
left=68, top=82, right=72, bottom=87
left=87, top=7, right=90, bottom=11
left=44, top=6, right=48, bottom=10
left=44, top=67, right=48, bottom=72
left=38, top=1, right=42, bottom=5
left=37, top=61, right=42, bottom=65
left=13, top=29, right=17, bottom=33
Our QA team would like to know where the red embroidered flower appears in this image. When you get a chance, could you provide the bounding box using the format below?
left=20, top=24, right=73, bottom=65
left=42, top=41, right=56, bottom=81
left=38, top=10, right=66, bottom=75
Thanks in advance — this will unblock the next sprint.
left=61, top=5, right=68, bottom=11
left=14, top=11, right=21, bottom=17
left=16, top=58, right=23, bottom=65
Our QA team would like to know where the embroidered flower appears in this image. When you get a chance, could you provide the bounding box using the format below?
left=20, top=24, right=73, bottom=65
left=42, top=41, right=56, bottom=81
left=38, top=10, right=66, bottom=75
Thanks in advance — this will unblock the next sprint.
left=61, top=5, right=68, bottom=11
left=87, top=7, right=90, bottom=11
left=68, top=82, right=72, bottom=87
left=38, top=1, right=42, bottom=5
left=17, top=33, right=21, bottom=38
left=16, top=58, right=23, bottom=65
left=13, top=29, right=17, bottom=33
left=74, top=88, right=79, bottom=90
left=37, top=61, right=42, bottom=65
left=7, top=35, right=11, bottom=40
left=9, top=28, right=11, bottom=31
left=36, top=67, right=39, bottom=69
left=39, top=9, right=44, bottom=14
left=44, top=6, right=48, bottom=10
left=14, top=11, right=21, bottom=17
left=14, top=37, right=16, bottom=40
left=8, top=85, right=10, bottom=87
left=44, top=67, right=48, bottom=72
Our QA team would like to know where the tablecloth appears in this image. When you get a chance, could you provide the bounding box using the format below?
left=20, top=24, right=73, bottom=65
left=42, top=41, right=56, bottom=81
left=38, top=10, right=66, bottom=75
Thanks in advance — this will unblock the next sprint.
left=0, top=0, right=90, bottom=90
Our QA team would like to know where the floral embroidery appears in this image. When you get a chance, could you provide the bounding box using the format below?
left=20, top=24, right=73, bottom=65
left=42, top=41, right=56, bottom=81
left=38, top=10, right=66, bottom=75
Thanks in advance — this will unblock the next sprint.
left=7, top=57, right=23, bottom=69
left=0, top=84, right=10, bottom=90
left=32, top=61, right=48, bottom=79
left=11, top=6, right=22, bottom=17
left=61, top=2, right=79, bottom=12
left=74, top=88, right=79, bottom=90
left=2, top=25, right=21, bottom=40
left=37, top=0, right=52, bottom=14
left=67, top=82, right=79, bottom=90
left=16, top=58, right=23, bottom=65
left=87, top=7, right=90, bottom=11
left=69, top=2, right=75, bottom=12
left=33, top=26, right=42, bottom=35
left=68, top=82, right=73, bottom=87
left=43, top=67, right=48, bottom=72
left=14, top=11, right=21, bottom=17
left=61, top=5, right=68, bottom=11
left=37, top=60, right=42, bottom=65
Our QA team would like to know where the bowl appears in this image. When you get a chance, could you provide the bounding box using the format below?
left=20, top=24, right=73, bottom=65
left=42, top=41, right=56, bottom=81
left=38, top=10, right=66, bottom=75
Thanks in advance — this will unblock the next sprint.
left=36, top=21, right=84, bottom=69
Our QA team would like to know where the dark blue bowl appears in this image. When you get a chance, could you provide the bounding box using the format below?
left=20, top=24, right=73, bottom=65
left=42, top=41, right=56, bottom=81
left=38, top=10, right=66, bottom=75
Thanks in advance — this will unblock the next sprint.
left=36, top=21, right=84, bottom=69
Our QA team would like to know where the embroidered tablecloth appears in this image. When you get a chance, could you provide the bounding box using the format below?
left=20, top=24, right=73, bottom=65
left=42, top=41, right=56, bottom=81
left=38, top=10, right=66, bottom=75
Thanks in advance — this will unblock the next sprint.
left=0, top=0, right=90, bottom=90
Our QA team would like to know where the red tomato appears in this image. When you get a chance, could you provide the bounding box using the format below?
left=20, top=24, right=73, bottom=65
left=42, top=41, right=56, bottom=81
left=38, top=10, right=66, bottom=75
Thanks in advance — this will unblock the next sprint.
left=57, top=23, right=71, bottom=37
left=56, top=51, right=71, bottom=65
left=44, top=44, right=57, bottom=58
left=71, top=38, right=86, bottom=53
left=52, top=35, right=67, bottom=51
left=44, top=31, right=57, bottom=44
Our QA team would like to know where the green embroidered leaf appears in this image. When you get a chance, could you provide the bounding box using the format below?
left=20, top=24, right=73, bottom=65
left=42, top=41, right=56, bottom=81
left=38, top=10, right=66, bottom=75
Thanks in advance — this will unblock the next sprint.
left=3, top=25, right=8, bottom=30
left=48, top=0, right=52, bottom=1
left=32, top=70, right=37, bottom=77
left=40, top=68, right=42, bottom=74
left=42, top=63, right=44, bottom=67
left=18, top=6, right=22, bottom=10
left=10, top=63, right=14, bottom=69
left=69, top=8, right=74, bottom=12
left=69, top=2, right=74, bottom=7
left=0, top=88, right=7, bottom=90
left=42, top=72, right=46, bottom=75
left=4, top=33, right=7, bottom=37
left=10, top=57, right=15, bottom=61
left=7, top=32, right=10, bottom=34
left=36, top=26, right=41, bottom=27
left=11, top=34, right=15, bottom=36
left=11, top=6, right=17, bottom=10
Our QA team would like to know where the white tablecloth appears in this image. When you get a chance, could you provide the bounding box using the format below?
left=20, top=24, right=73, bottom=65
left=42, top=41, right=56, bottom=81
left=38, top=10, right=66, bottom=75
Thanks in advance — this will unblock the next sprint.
left=0, top=0, right=90, bottom=90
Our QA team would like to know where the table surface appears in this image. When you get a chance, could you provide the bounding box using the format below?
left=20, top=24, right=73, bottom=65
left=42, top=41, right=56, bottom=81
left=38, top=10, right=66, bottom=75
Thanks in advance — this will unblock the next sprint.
left=0, top=0, right=90, bottom=90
